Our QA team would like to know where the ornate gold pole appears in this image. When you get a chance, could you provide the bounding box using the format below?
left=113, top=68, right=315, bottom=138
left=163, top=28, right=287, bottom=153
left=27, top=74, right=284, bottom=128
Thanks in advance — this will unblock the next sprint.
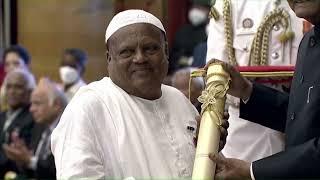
left=192, top=63, right=230, bottom=180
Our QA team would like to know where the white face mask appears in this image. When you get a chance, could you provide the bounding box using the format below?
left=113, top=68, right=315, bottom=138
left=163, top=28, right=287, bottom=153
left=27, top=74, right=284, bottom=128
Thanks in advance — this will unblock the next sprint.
left=188, top=8, right=208, bottom=26
left=59, top=66, right=79, bottom=85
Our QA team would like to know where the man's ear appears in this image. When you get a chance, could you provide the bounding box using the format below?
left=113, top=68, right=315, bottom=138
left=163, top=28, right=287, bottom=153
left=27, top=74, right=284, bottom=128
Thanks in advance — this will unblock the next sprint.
left=106, top=41, right=112, bottom=62
left=105, top=49, right=111, bottom=76
left=165, top=42, right=169, bottom=60
left=106, top=50, right=111, bottom=62
left=52, top=98, right=61, bottom=113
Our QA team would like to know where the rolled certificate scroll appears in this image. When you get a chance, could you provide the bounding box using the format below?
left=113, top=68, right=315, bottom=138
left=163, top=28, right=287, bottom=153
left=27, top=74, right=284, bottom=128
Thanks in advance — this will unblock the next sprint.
left=192, top=63, right=230, bottom=180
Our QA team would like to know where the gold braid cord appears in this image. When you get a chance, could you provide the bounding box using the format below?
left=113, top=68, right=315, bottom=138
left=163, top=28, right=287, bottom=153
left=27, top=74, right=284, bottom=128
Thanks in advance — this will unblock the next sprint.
left=220, top=0, right=294, bottom=66
left=189, top=69, right=206, bottom=101
left=197, top=75, right=230, bottom=125
left=190, top=64, right=230, bottom=125
left=223, top=0, right=237, bottom=66
left=209, top=0, right=236, bottom=65
left=250, top=8, right=294, bottom=66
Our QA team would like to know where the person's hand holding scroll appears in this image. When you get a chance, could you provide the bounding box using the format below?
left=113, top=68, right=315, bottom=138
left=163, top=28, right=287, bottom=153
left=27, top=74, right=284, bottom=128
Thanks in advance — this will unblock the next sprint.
left=205, top=60, right=253, bottom=101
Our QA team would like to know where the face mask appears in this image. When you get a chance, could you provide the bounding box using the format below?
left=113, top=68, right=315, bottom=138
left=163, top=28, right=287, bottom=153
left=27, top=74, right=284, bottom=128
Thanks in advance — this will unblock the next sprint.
left=188, top=8, right=208, bottom=26
left=59, top=66, right=79, bottom=85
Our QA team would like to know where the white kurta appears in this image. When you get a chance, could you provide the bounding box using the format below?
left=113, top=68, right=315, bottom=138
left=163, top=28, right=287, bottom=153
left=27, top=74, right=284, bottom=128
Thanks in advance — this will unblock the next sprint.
left=51, top=77, right=198, bottom=179
left=206, top=0, right=303, bottom=162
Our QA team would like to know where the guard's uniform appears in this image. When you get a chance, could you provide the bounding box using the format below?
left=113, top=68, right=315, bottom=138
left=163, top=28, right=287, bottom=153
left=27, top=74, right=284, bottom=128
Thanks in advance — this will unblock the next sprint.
left=206, top=0, right=303, bottom=162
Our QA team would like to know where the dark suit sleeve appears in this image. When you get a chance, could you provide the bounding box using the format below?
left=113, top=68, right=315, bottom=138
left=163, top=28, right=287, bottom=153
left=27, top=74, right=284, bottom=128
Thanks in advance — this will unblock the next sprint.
left=36, top=154, right=56, bottom=179
left=19, top=118, right=34, bottom=146
left=23, top=154, right=56, bottom=179
left=252, top=137, right=320, bottom=178
left=239, top=83, right=289, bottom=132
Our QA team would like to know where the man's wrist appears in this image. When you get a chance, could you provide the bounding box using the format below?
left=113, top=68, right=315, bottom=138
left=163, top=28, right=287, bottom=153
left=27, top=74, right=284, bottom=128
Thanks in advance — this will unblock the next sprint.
left=240, top=161, right=252, bottom=179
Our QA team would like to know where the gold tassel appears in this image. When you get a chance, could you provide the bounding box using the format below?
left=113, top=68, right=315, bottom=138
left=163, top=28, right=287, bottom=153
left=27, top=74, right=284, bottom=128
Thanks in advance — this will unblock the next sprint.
left=278, top=9, right=295, bottom=43
left=278, top=19, right=295, bottom=43
left=278, top=30, right=294, bottom=43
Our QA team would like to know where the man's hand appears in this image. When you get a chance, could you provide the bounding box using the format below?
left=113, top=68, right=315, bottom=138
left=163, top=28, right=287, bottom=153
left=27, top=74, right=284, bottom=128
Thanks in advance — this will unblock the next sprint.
left=3, top=138, right=32, bottom=166
left=205, top=59, right=253, bottom=101
left=195, top=112, right=229, bottom=152
left=209, top=154, right=251, bottom=180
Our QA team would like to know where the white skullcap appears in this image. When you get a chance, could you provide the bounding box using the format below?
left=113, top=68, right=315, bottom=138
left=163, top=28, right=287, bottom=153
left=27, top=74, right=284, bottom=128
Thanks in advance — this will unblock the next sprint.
left=105, top=9, right=166, bottom=43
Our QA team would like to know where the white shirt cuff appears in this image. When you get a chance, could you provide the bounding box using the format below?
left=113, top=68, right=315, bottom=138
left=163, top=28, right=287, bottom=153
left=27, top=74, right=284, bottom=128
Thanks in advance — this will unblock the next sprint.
left=28, top=156, right=38, bottom=170
left=250, top=163, right=255, bottom=180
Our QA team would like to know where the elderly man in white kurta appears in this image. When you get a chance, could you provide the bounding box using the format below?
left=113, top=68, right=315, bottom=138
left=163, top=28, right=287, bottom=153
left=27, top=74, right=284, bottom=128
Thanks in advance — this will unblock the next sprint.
left=51, top=10, right=228, bottom=179
left=206, top=0, right=303, bottom=162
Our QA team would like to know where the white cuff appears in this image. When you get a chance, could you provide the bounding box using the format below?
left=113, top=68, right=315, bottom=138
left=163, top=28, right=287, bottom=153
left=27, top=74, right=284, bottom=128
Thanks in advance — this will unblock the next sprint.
left=250, top=163, right=255, bottom=180
left=28, top=156, right=38, bottom=170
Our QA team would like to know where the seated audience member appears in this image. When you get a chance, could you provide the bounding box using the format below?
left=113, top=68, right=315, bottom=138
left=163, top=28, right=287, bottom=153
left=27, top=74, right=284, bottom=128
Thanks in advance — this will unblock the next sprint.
left=3, top=77, right=67, bottom=179
left=1, top=45, right=32, bottom=111
left=3, top=45, right=31, bottom=73
left=59, top=48, right=87, bottom=101
left=169, top=0, right=211, bottom=73
left=0, top=69, right=36, bottom=177
left=172, top=68, right=204, bottom=112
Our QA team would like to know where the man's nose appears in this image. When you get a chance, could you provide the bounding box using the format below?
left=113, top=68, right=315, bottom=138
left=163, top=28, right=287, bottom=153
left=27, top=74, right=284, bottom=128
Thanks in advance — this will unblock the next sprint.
left=132, top=49, right=147, bottom=63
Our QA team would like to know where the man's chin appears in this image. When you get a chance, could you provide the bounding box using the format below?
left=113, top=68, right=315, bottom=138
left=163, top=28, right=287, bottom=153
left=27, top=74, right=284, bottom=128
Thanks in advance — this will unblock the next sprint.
left=294, top=10, right=309, bottom=18
left=133, top=79, right=156, bottom=88
left=292, top=9, right=319, bottom=23
left=133, top=79, right=161, bottom=90
left=294, top=11, right=318, bottom=24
